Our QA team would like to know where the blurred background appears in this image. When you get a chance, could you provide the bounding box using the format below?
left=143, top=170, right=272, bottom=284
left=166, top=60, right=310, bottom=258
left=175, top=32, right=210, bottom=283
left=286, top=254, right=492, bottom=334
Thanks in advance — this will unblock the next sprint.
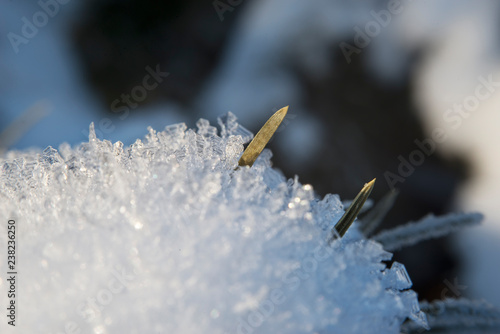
left=1, top=0, right=499, bottom=308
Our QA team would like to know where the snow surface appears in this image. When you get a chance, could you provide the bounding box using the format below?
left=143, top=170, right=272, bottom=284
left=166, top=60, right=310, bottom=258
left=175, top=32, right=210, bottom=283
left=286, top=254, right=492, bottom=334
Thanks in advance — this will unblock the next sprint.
left=0, top=115, right=426, bottom=333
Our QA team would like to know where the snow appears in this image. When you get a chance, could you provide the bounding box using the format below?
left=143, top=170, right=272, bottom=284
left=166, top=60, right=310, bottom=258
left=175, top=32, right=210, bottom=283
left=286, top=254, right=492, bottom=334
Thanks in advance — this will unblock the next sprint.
left=0, top=115, right=426, bottom=333
left=2, top=0, right=498, bottom=330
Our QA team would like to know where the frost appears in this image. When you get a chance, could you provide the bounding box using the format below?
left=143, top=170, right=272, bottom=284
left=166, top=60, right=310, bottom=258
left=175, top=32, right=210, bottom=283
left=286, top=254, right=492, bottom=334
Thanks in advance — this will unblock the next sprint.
left=402, top=299, right=500, bottom=333
left=0, top=116, right=426, bottom=333
left=218, top=111, right=254, bottom=143
left=372, top=212, right=483, bottom=251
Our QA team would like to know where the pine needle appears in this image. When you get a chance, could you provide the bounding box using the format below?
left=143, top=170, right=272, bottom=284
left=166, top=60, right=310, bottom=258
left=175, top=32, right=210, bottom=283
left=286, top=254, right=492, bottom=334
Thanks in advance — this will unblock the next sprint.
left=330, top=178, right=376, bottom=241
left=0, top=100, right=51, bottom=153
left=238, top=106, right=288, bottom=167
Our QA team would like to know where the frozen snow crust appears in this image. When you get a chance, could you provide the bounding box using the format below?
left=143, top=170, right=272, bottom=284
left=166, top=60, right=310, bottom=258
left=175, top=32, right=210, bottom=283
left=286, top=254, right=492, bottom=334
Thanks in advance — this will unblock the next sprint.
left=0, top=114, right=426, bottom=333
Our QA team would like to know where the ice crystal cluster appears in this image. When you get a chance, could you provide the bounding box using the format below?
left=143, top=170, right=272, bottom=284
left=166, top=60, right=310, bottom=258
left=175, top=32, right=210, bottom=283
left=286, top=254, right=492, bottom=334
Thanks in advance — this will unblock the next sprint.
left=0, top=114, right=427, bottom=333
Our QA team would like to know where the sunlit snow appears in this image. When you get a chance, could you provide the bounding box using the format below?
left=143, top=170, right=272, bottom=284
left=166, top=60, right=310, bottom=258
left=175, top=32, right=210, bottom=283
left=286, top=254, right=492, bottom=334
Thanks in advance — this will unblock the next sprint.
left=0, top=115, right=427, bottom=333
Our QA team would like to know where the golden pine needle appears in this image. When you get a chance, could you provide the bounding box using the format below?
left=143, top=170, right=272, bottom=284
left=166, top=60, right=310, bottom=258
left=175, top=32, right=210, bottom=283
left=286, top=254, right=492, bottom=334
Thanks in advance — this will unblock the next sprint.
left=238, top=106, right=289, bottom=167
left=331, top=178, right=376, bottom=240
